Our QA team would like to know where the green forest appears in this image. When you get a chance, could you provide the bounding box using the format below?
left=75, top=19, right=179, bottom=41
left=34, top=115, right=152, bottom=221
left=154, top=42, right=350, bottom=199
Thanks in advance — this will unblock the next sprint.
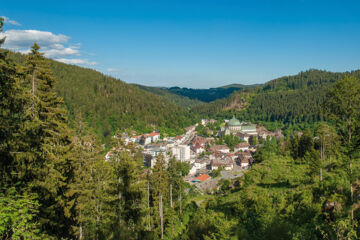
left=5, top=51, right=197, bottom=145
left=2, top=16, right=360, bottom=239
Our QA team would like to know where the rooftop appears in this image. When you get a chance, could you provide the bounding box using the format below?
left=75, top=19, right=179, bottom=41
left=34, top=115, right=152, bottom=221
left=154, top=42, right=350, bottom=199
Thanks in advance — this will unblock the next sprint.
left=228, top=116, right=241, bottom=126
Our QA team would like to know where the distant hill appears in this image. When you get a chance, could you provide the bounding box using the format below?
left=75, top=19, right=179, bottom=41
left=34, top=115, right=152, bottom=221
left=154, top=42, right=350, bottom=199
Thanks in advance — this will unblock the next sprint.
left=138, top=83, right=259, bottom=103
left=6, top=51, right=196, bottom=143
left=133, top=84, right=202, bottom=109
left=219, top=83, right=263, bottom=89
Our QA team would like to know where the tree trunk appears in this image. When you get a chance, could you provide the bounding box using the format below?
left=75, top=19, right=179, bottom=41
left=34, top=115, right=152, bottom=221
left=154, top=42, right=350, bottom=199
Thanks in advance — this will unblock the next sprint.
left=159, top=194, right=164, bottom=239
left=170, top=184, right=173, bottom=208
left=147, top=181, right=151, bottom=230
left=79, top=224, right=83, bottom=240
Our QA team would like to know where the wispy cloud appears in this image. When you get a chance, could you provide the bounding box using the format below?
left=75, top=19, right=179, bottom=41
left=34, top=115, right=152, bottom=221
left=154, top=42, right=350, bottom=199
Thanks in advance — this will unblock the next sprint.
left=1, top=16, right=21, bottom=26
left=0, top=29, right=98, bottom=66
left=55, top=58, right=98, bottom=66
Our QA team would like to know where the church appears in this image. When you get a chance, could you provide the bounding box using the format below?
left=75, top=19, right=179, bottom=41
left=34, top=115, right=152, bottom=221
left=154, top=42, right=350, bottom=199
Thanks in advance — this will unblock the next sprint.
left=223, top=116, right=257, bottom=136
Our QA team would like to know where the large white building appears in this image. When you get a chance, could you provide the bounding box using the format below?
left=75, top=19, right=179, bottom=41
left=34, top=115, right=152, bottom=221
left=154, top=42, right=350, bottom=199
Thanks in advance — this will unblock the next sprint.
left=171, top=145, right=190, bottom=162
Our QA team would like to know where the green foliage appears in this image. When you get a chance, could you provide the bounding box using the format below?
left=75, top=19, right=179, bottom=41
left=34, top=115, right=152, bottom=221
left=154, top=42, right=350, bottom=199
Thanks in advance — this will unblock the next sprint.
left=0, top=187, right=42, bottom=240
left=216, top=134, right=239, bottom=151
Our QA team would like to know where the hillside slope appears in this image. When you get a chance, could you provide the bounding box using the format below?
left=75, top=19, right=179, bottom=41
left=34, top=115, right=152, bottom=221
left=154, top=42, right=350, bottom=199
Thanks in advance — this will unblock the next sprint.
left=7, top=51, right=196, bottom=143
left=133, top=84, right=203, bottom=109
left=192, top=69, right=360, bottom=127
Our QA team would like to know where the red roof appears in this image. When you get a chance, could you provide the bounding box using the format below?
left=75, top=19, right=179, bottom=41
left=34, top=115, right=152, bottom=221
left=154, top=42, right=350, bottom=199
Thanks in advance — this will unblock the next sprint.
left=148, top=132, right=160, bottom=137
left=195, top=174, right=210, bottom=182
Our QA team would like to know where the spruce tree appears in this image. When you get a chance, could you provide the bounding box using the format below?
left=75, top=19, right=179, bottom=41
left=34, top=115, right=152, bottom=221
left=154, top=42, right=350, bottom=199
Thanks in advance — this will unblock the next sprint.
left=20, top=43, right=75, bottom=237
left=150, top=154, right=169, bottom=239
left=67, top=119, right=115, bottom=239
left=109, top=134, right=146, bottom=239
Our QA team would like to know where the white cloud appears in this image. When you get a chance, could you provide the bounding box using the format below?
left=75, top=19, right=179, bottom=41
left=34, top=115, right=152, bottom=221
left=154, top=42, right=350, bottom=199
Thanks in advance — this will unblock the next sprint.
left=55, top=58, right=98, bottom=66
left=0, top=29, right=98, bottom=66
left=2, top=16, right=21, bottom=26
left=0, top=29, right=68, bottom=49
left=44, top=46, right=80, bottom=58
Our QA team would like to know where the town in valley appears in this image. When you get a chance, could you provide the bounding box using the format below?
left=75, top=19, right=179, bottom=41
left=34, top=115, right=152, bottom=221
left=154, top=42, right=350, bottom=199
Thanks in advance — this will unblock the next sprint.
left=106, top=116, right=283, bottom=192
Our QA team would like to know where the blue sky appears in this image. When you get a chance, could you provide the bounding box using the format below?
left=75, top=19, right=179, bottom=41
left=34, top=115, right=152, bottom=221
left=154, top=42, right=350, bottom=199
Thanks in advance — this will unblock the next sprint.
left=1, top=0, right=360, bottom=88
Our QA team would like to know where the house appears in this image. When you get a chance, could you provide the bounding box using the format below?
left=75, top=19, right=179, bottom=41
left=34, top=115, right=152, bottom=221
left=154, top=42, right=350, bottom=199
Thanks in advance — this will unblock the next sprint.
left=185, top=125, right=196, bottom=134
left=240, top=158, right=250, bottom=169
left=192, top=143, right=205, bottom=154
left=148, top=131, right=160, bottom=142
left=237, top=151, right=254, bottom=166
left=194, top=158, right=209, bottom=170
left=140, top=135, right=152, bottom=145
left=257, top=126, right=275, bottom=140
left=209, top=145, right=230, bottom=154
left=234, top=142, right=250, bottom=152
left=236, top=132, right=250, bottom=143
left=130, top=135, right=142, bottom=143
left=174, top=136, right=183, bottom=144
left=210, top=157, right=234, bottom=171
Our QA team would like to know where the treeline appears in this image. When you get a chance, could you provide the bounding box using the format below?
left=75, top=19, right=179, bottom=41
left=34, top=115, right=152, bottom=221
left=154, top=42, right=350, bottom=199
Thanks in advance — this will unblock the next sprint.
left=186, top=75, right=360, bottom=239
left=6, top=51, right=196, bottom=144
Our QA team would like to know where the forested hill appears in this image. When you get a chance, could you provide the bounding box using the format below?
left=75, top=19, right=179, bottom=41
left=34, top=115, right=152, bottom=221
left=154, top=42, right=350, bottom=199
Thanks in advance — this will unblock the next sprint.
left=6, top=51, right=196, bottom=143
left=261, top=69, right=360, bottom=91
left=192, top=69, right=360, bottom=128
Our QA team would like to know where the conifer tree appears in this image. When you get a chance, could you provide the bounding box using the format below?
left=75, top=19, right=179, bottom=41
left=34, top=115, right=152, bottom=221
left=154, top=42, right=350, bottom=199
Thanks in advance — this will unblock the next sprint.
left=150, top=154, right=169, bottom=239
left=109, top=134, right=146, bottom=239
left=18, top=43, right=75, bottom=237
left=67, top=119, right=115, bottom=239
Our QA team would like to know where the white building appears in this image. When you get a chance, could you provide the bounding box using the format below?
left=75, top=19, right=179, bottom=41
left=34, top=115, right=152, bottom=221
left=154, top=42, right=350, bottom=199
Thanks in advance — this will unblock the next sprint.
left=171, top=145, right=190, bottom=162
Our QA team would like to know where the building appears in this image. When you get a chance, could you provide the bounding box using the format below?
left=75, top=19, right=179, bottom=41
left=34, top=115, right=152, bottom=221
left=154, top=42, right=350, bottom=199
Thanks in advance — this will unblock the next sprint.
left=236, top=132, right=250, bottom=143
left=148, top=131, right=160, bottom=142
left=239, top=158, right=250, bottom=169
left=209, top=145, right=230, bottom=154
left=234, top=142, right=250, bottom=152
left=224, top=116, right=242, bottom=135
left=185, top=125, right=197, bottom=134
left=210, top=157, right=234, bottom=171
left=241, top=124, right=257, bottom=135
left=171, top=145, right=190, bottom=162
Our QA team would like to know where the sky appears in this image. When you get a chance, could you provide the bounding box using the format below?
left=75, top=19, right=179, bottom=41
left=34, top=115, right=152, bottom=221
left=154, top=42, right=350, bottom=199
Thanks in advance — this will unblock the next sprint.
left=1, top=0, right=360, bottom=88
